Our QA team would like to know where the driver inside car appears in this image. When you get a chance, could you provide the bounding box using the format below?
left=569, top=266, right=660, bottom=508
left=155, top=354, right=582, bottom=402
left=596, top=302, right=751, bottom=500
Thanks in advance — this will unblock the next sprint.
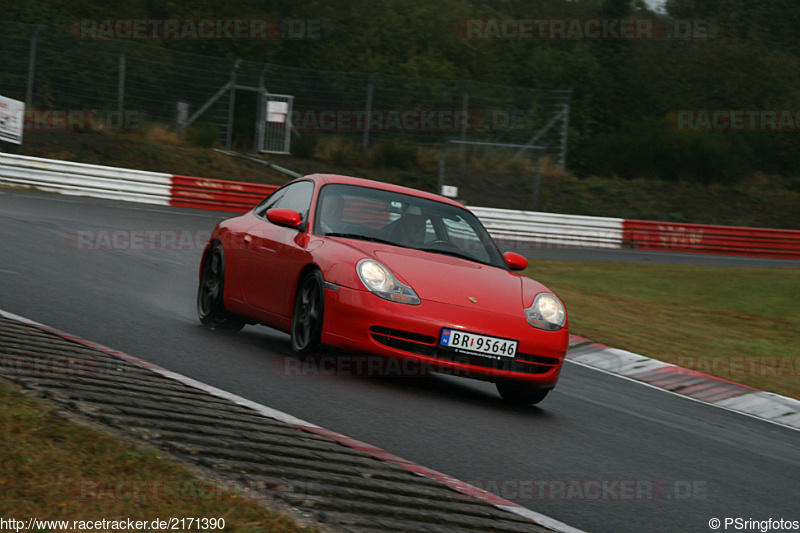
left=318, top=192, right=345, bottom=234
left=395, top=214, right=428, bottom=247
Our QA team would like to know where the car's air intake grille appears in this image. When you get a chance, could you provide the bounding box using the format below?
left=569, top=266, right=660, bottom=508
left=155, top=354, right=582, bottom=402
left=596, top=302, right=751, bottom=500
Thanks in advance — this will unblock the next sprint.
left=369, top=326, right=437, bottom=356
left=370, top=326, right=560, bottom=375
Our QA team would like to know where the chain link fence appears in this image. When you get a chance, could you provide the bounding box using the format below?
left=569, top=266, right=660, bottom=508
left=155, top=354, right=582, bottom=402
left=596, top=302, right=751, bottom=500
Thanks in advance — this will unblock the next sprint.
left=1, top=21, right=571, bottom=167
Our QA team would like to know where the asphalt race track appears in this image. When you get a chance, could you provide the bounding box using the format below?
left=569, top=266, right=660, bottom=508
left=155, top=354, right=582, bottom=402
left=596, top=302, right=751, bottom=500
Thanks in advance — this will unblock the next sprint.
left=1, top=189, right=798, bottom=533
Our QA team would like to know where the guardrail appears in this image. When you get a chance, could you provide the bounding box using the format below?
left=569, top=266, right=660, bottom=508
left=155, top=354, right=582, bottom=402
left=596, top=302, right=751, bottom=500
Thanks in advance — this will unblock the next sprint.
left=623, top=220, right=800, bottom=260
left=0, top=152, right=277, bottom=212
left=0, top=152, right=172, bottom=205
left=2, top=152, right=799, bottom=259
left=170, top=175, right=278, bottom=212
left=470, top=207, right=624, bottom=250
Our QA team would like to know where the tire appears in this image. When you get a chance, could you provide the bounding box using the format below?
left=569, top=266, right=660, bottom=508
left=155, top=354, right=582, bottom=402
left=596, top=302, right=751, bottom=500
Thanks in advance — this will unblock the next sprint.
left=496, top=380, right=550, bottom=406
left=197, top=245, right=245, bottom=332
left=290, top=270, right=325, bottom=354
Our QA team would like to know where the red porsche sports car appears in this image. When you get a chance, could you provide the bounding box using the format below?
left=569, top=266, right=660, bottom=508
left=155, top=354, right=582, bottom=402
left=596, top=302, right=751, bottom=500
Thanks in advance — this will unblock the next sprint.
left=198, top=174, right=568, bottom=404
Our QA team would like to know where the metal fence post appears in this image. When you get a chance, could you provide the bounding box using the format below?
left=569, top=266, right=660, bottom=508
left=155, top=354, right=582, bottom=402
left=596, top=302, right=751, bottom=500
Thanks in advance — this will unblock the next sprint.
left=362, top=72, right=376, bottom=152
left=26, top=25, right=42, bottom=107
left=118, top=41, right=130, bottom=115
left=559, top=94, right=572, bottom=169
left=225, top=59, right=242, bottom=149
left=437, top=139, right=450, bottom=195
left=255, top=64, right=271, bottom=152
left=460, top=81, right=471, bottom=144
left=532, top=149, right=543, bottom=210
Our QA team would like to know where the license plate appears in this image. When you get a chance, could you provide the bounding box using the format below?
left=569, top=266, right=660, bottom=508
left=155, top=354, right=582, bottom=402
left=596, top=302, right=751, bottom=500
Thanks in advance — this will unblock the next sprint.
left=439, top=329, right=518, bottom=358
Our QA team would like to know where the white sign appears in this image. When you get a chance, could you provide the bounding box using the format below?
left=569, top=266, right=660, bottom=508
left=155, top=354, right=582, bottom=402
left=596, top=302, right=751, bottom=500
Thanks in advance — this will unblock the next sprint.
left=441, top=185, right=459, bottom=198
left=175, top=101, right=189, bottom=128
left=0, top=95, right=25, bottom=145
left=267, top=101, right=288, bottom=123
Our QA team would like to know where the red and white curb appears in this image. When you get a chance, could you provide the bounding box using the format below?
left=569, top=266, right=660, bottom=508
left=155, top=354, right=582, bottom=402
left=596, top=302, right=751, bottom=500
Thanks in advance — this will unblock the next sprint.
left=566, top=335, right=800, bottom=431
left=0, top=308, right=584, bottom=533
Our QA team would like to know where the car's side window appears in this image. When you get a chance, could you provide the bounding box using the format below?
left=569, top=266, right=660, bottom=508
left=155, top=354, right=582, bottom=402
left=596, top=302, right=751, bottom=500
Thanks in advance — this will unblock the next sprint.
left=254, top=180, right=314, bottom=223
left=275, top=181, right=314, bottom=222
left=254, top=188, right=286, bottom=217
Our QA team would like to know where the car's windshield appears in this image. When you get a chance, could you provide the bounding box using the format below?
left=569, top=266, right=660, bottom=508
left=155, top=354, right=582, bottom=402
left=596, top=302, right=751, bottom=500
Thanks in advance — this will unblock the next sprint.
left=314, top=183, right=506, bottom=268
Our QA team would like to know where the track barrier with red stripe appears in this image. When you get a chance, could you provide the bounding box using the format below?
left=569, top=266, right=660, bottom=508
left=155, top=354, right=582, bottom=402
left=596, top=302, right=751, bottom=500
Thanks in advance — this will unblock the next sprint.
left=622, top=220, right=800, bottom=260
left=170, top=175, right=279, bottom=213
left=2, top=152, right=799, bottom=260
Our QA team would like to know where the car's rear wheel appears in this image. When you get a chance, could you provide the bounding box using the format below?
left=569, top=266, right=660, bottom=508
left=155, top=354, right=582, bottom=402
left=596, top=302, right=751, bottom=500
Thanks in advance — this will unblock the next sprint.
left=291, top=270, right=325, bottom=354
left=496, top=380, right=550, bottom=405
left=197, top=245, right=245, bottom=332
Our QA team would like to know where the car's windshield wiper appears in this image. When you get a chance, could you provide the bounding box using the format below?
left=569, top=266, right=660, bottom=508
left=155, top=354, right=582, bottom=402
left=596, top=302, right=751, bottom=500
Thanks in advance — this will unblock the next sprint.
left=324, top=232, right=397, bottom=246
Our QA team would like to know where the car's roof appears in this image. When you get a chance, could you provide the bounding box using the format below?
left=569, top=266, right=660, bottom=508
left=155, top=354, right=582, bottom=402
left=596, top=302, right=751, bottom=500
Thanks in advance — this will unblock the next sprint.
left=301, top=174, right=465, bottom=208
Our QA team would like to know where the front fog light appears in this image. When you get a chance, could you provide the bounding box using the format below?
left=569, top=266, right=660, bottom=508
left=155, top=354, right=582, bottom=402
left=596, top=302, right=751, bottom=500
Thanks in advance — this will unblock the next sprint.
left=525, top=293, right=566, bottom=330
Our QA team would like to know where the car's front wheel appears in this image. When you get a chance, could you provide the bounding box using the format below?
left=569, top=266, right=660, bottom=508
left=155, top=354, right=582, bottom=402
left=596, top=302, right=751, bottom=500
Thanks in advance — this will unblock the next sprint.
left=291, top=270, right=325, bottom=354
left=197, top=245, right=245, bottom=332
left=496, top=380, right=550, bottom=405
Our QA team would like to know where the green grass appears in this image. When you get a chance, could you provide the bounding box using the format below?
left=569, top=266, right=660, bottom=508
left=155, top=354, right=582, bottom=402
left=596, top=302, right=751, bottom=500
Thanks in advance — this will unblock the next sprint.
left=525, top=260, right=800, bottom=399
left=0, top=382, right=315, bottom=532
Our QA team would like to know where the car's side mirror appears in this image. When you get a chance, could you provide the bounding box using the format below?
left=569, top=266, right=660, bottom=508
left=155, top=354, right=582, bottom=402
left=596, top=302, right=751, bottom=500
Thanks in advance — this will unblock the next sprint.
left=266, top=208, right=302, bottom=228
left=503, top=251, right=528, bottom=271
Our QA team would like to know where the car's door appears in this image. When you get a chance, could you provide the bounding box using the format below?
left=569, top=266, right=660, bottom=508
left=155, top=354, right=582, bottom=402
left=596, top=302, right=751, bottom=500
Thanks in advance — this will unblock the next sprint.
left=241, top=180, right=315, bottom=317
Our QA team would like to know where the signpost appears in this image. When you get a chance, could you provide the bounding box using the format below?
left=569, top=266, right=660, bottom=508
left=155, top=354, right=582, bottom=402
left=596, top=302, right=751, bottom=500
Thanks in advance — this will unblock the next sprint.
left=0, top=95, right=25, bottom=145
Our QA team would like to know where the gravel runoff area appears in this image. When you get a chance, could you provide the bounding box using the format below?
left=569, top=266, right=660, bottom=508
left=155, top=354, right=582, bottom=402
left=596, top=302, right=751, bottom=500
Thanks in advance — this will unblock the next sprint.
left=0, top=312, right=582, bottom=533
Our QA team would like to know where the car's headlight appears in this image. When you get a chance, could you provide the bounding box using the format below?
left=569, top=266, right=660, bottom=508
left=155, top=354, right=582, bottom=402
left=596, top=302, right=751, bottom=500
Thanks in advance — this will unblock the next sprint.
left=525, top=293, right=566, bottom=330
left=357, top=259, right=420, bottom=305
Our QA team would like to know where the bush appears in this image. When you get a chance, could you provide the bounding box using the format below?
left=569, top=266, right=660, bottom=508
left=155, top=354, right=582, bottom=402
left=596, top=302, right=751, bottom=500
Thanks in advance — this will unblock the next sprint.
left=290, top=133, right=318, bottom=158
left=185, top=123, right=219, bottom=148
left=578, top=120, right=755, bottom=183
left=367, top=141, right=418, bottom=169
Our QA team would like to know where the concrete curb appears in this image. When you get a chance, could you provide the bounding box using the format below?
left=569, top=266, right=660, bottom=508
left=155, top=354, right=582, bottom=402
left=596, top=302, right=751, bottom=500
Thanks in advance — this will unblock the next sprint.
left=0, top=309, right=584, bottom=533
left=566, top=335, right=800, bottom=431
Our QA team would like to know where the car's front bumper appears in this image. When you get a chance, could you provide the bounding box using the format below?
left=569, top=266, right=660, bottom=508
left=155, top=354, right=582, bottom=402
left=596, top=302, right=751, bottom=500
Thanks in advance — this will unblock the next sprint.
left=320, top=284, right=568, bottom=387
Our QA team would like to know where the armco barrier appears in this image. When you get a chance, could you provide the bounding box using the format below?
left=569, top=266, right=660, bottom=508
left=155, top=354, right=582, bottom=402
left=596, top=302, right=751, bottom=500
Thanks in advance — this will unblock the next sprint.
left=623, top=220, right=800, bottom=260
left=0, top=152, right=277, bottom=213
left=170, top=175, right=278, bottom=213
left=0, top=152, right=172, bottom=205
left=3, top=152, right=799, bottom=259
left=471, top=207, right=624, bottom=251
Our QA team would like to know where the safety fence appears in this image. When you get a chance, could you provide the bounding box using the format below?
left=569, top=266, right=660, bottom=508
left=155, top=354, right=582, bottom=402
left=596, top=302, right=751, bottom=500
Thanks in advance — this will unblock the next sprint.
left=1, top=152, right=798, bottom=259
left=0, top=21, right=571, bottom=163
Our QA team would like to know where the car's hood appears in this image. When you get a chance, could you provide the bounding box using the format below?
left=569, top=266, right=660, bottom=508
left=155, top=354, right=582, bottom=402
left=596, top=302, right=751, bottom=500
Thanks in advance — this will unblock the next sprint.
left=327, top=239, right=530, bottom=314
